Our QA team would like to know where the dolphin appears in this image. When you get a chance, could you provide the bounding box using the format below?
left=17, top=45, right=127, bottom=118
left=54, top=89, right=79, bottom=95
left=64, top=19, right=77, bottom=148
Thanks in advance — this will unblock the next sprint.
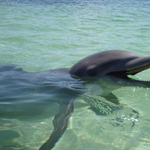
left=0, top=50, right=150, bottom=150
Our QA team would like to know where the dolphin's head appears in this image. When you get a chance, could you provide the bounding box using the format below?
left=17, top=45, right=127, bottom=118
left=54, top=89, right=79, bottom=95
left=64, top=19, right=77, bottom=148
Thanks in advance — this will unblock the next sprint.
left=69, top=50, right=150, bottom=84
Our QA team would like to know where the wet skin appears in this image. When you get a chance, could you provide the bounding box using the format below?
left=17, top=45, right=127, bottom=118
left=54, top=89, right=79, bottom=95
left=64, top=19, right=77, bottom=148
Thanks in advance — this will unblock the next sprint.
left=0, top=50, right=150, bottom=149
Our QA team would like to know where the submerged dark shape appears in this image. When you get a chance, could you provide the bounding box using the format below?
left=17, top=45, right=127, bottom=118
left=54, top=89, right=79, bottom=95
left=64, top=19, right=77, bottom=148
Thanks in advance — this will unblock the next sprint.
left=0, top=50, right=150, bottom=150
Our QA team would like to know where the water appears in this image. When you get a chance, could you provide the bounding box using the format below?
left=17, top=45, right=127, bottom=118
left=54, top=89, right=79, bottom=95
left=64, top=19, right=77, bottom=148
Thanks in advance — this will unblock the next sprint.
left=0, top=0, right=150, bottom=149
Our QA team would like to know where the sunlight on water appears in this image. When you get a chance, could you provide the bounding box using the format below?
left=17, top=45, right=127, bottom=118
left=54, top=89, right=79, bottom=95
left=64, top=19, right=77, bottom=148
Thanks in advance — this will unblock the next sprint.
left=0, top=0, right=150, bottom=149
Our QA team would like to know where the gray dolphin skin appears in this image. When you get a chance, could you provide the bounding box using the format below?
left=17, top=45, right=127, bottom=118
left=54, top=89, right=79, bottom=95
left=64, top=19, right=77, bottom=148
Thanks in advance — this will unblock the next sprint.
left=69, top=50, right=150, bottom=79
left=0, top=50, right=150, bottom=150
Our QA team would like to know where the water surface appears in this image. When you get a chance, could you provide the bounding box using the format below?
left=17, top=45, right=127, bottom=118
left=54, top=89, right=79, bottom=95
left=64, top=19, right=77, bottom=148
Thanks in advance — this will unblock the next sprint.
left=0, top=0, right=150, bottom=149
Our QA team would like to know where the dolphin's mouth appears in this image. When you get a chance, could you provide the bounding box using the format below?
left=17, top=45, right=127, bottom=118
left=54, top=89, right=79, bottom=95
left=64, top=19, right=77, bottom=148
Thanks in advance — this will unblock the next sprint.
left=108, top=62, right=150, bottom=83
left=125, top=62, right=150, bottom=75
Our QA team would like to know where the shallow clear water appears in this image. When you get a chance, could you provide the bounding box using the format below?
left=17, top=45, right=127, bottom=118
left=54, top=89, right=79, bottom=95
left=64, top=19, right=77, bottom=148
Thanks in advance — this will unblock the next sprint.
left=0, top=0, right=150, bottom=149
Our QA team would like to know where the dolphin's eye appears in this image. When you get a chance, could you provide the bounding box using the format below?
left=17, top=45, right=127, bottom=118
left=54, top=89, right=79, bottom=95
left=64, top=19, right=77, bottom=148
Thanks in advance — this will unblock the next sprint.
left=87, top=68, right=97, bottom=77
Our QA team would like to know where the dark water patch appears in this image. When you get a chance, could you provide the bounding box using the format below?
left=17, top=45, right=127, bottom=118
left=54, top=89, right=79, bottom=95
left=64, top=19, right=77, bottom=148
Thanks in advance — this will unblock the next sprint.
left=0, top=0, right=106, bottom=5
left=0, top=130, right=21, bottom=148
left=2, top=0, right=149, bottom=6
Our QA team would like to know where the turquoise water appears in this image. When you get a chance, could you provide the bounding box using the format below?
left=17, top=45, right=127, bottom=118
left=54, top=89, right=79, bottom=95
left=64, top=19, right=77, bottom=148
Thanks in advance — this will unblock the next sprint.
left=0, top=0, right=150, bottom=149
